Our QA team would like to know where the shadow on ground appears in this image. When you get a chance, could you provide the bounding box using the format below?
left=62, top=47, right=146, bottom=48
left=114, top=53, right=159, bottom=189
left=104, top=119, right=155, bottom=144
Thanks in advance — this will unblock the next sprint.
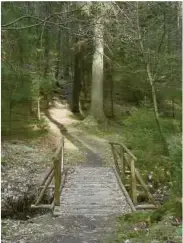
left=45, top=110, right=102, bottom=167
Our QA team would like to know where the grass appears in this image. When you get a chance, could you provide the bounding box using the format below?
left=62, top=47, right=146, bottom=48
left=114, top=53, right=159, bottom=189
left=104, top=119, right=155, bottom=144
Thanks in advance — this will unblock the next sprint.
left=115, top=199, right=182, bottom=242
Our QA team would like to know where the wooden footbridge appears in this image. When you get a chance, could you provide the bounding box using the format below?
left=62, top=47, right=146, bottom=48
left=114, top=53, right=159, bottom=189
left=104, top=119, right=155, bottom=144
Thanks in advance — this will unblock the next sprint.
left=31, top=136, right=159, bottom=216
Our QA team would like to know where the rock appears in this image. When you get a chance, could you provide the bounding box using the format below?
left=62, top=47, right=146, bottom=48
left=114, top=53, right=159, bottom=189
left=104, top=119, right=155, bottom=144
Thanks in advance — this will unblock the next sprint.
left=125, top=240, right=132, bottom=243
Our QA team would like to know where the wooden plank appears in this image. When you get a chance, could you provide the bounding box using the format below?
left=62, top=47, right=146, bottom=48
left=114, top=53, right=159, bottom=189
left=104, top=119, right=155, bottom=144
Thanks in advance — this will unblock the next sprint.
left=35, top=171, right=54, bottom=206
left=130, top=159, right=137, bottom=205
left=113, top=166, right=136, bottom=212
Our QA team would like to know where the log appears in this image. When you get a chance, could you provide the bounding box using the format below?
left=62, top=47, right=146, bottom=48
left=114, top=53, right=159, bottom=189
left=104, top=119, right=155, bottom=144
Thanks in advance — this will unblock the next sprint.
left=31, top=204, right=53, bottom=209
left=125, top=184, right=150, bottom=188
left=135, top=204, right=158, bottom=210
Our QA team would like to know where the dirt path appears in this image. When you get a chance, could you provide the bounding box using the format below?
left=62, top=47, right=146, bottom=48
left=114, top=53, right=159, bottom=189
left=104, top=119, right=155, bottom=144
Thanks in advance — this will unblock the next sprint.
left=45, top=98, right=113, bottom=167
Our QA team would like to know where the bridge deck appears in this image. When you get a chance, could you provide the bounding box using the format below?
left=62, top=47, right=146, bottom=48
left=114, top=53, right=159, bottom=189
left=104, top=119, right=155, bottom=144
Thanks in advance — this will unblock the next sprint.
left=54, top=166, right=133, bottom=217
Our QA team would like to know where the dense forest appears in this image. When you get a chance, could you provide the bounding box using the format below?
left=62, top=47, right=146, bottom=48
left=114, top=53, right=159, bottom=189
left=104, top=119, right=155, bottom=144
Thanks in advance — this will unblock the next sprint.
left=1, top=2, right=182, bottom=243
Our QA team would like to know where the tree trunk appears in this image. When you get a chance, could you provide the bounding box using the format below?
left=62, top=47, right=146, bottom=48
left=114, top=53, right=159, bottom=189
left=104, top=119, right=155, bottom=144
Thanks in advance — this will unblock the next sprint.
left=107, top=64, right=114, bottom=117
left=146, top=63, right=169, bottom=155
left=90, top=17, right=106, bottom=122
left=55, top=27, right=61, bottom=82
left=72, top=46, right=81, bottom=113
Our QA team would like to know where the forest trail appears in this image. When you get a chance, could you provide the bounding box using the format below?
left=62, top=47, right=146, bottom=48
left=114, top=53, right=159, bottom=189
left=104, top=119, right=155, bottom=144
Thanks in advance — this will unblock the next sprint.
left=45, top=98, right=113, bottom=167
left=35, top=98, right=134, bottom=243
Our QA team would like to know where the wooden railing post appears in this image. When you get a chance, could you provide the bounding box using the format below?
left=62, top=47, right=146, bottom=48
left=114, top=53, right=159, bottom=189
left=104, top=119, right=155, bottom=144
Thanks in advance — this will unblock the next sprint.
left=130, top=159, right=137, bottom=205
left=120, top=145, right=125, bottom=182
left=111, top=144, right=121, bottom=177
left=54, top=157, right=61, bottom=206
left=54, top=138, right=63, bottom=206
left=61, top=137, right=64, bottom=173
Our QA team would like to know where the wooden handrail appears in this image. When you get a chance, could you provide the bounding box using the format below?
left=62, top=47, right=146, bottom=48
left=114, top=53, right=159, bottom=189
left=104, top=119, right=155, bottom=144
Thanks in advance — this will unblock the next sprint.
left=110, top=141, right=158, bottom=207
left=109, top=141, right=137, bottom=161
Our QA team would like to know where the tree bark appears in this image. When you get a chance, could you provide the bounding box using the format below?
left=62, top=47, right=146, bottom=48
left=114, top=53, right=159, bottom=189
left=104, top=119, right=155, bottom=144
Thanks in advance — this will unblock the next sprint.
left=55, top=27, right=61, bottom=82
left=90, top=16, right=106, bottom=122
left=72, top=44, right=81, bottom=113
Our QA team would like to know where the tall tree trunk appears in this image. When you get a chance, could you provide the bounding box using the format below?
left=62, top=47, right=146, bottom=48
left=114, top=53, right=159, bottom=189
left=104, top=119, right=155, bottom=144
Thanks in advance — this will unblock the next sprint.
left=42, top=3, right=51, bottom=108
left=106, top=63, right=114, bottom=117
left=90, top=16, right=106, bottom=122
left=72, top=44, right=81, bottom=113
left=55, top=27, right=61, bottom=82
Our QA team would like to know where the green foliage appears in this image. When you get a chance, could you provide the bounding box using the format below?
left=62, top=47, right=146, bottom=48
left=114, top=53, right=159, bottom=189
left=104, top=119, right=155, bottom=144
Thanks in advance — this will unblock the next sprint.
left=120, top=211, right=151, bottom=224
left=123, top=108, right=178, bottom=152
left=168, top=135, right=182, bottom=197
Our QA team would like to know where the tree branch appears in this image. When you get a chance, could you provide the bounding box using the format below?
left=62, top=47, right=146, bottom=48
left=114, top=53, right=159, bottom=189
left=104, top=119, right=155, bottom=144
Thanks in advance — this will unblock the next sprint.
left=2, top=4, right=87, bottom=30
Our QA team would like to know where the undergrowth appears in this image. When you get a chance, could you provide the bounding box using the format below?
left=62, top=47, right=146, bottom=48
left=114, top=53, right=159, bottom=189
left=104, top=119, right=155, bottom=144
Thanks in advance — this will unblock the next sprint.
left=115, top=199, right=182, bottom=242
